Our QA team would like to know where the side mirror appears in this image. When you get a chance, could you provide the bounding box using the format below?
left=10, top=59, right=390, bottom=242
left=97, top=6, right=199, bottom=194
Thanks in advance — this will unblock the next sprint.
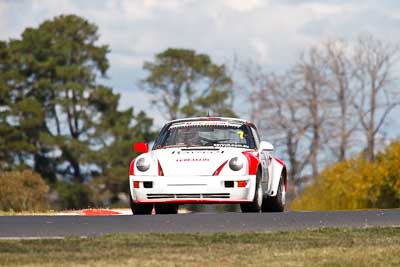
left=259, top=141, right=274, bottom=152
left=133, top=142, right=149, bottom=153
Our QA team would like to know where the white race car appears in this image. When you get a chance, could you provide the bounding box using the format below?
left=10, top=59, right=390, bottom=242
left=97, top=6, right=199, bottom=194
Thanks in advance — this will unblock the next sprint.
left=129, top=117, right=287, bottom=214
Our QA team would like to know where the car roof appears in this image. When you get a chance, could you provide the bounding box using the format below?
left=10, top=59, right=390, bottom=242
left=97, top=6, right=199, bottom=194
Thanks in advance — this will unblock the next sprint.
left=166, top=117, right=257, bottom=129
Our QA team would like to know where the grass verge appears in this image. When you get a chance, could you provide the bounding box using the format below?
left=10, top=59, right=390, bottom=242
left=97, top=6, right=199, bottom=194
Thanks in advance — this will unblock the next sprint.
left=0, top=227, right=399, bottom=267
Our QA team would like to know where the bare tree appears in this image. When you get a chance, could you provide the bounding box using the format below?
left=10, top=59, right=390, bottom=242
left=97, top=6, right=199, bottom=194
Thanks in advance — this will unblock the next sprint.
left=238, top=35, right=400, bottom=200
left=293, top=48, right=331, bottom=178
left=352, top=35, right=400, bottom=161
left=322, top=39, right=359, bottom=161
left=260, top=73, right=311, bottom=190
left=242, top=49, right=331, bottom=193
left=240, top=62, right=270, bottom=124
left=242, top=65, right=311, bottom=196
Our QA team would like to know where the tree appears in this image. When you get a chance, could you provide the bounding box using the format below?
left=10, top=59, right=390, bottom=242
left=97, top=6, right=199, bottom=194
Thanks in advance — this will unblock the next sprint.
left=243, top=48, right=332, bottom=191
left=352, top=35, right=400, bottom=161
left=0, top=40, right=40, bottom=170
left=142, top=48, right=235, bottom=120
left=0, top=40, right=15, bottom=168
left=319, top=40, right=359, bottom=161
left=245, top=67, right=310, bottom=196
left=0, top=14, right=157, bottom=208
left=90, top=98, right=157, bottom=205
left=7, top=14, right=110, bottom=183
left=241, top=35, right=400, bottom=193
left=293, top=48, right=332, bottom=178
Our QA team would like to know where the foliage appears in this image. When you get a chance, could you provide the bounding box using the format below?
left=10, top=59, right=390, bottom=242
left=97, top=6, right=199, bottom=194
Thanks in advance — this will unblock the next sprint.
left=13, top=14, right=111, bottom=183
left=0, top=170, right=49, bottom=211
left=0, top=15, right=156, bottom=208
left=0, top=41, right=40, bottom=170
left=89, top=110, right=157, bottom=206
left=142, top=48, right=236, bottom=120
left=54, top=181, right=92, bottom=210
left=291, top=141, right=400, bottom=210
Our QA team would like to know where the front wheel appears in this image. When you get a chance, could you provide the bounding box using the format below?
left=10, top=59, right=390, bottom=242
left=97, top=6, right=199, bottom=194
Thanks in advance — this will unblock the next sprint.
left=262, top=175, right=285, bottom=212
left=130, top=195, right=153, bottom=215
left=240, top=175, right=263, bottom=213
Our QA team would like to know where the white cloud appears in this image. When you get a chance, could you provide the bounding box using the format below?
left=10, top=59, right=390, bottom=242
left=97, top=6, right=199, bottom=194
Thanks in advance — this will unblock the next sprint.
left=300, top=2, right=354, bottom=17
left=120, top=0, right=156, bottom=20
left=222, top=0, right=264, bottom=12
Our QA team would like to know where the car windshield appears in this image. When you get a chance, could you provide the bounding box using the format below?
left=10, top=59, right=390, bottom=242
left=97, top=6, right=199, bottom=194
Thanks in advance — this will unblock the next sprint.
left=158, top=124, right=255, bottom=149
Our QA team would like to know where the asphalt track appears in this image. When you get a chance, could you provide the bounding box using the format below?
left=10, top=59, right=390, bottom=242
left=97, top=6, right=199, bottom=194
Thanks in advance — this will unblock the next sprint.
left=0, top=210, right=399, bottom=238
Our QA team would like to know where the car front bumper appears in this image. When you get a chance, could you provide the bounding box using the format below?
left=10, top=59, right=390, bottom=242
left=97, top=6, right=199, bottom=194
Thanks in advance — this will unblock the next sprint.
left=129, top=175, right=257, bottom=204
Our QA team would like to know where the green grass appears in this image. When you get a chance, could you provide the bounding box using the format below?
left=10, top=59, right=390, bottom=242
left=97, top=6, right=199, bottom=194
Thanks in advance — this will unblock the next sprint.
left=0, top=227, right=399, bottom=267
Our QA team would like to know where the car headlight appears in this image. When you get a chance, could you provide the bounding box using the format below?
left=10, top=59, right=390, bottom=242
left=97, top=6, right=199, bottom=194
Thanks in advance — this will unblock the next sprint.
left=229, top=157, right=243, bottom=171
left=136, top=157, right=151, bottom=172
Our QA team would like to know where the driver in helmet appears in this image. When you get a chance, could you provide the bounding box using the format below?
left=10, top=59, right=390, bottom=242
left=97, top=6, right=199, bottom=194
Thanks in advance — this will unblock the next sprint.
left=179, top=127, right=201, bottom=146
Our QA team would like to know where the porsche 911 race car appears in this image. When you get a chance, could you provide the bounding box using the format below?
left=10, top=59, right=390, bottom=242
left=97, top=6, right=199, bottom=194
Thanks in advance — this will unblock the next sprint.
left=129, top=117, right=287, bottom=214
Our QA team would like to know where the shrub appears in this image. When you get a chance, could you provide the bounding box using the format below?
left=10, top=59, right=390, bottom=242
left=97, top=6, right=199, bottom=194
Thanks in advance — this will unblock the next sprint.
left=291, top=141, right=400, bottom=210
left=0, top=170, right=49, bottom=212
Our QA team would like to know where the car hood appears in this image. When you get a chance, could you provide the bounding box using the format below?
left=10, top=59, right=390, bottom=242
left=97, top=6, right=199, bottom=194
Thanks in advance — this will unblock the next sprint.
left=153, top=147, right=248, bottom=176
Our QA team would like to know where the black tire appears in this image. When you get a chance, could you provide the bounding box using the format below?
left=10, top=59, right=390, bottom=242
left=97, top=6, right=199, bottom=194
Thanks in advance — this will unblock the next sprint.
left=130, top=195, right=153, bottom=215
left=154, top=204, right=179, bottom=214
left=240, top=173, right=263, bottom=213
left=262, top=175, right=285, bottom=212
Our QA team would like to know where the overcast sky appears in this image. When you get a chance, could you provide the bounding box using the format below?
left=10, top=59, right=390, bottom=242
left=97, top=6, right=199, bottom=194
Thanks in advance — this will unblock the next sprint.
left=1, top=0, right=400, bottom=127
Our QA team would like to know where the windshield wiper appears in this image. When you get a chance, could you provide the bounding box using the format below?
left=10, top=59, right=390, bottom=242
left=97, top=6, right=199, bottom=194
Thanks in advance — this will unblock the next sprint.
left=162, top=144, right=209, bottom=148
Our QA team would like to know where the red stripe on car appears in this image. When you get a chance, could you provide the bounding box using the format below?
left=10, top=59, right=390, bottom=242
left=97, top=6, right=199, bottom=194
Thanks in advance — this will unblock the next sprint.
left=213, top=160, right=228, bottom=176
left=242, top=151, right=259, bottom=175
left=129, top=159, right=135, bottom=175
left=274, top=157, right=284, bottom=166
left=158, top=161, right=164, bottom=176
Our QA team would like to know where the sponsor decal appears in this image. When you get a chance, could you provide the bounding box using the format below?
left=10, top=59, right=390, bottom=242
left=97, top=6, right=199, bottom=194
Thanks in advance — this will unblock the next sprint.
left=170, top=121, right=242, bottom=129
left=176, top=158, right=210, bottom=162
left=214, top=143, right=249, bottom=148
left=237, top=130, right=244, bottom=139
left=177, top=150, right=220, bottom=154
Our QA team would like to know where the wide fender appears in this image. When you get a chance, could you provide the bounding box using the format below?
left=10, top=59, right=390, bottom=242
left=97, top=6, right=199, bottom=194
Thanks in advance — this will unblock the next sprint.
left=268, top=157, right=285, bottom=197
